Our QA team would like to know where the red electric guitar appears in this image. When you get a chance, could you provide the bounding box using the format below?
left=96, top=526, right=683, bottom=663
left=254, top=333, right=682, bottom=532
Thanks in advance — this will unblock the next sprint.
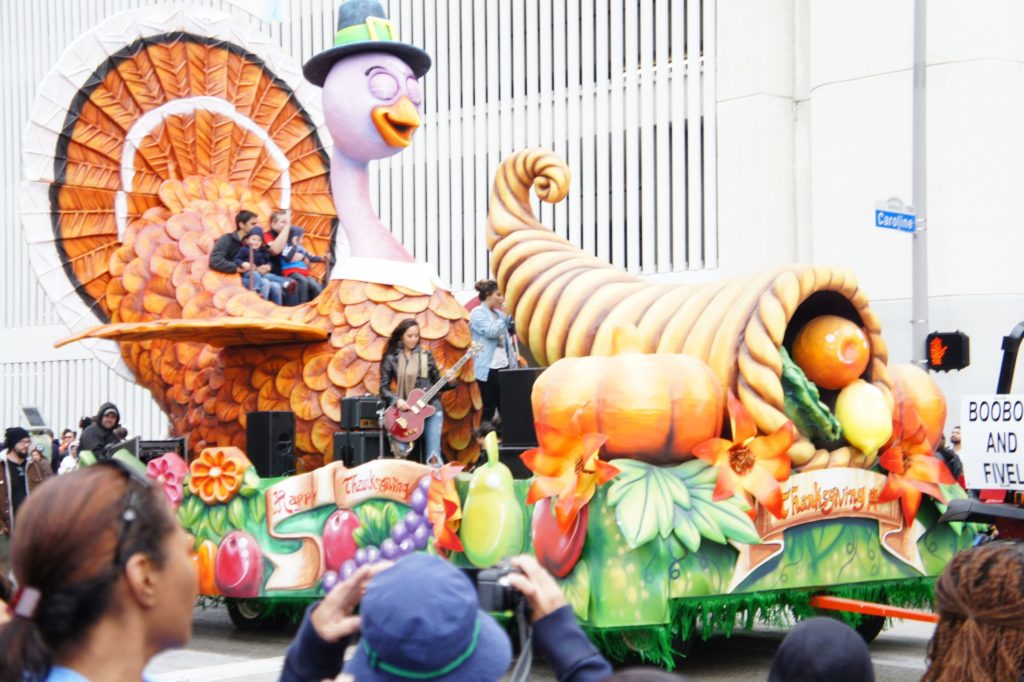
left=384, top=342, right=482, bottom=443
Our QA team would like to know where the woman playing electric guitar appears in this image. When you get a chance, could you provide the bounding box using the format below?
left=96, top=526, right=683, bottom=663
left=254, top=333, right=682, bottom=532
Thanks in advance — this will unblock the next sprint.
left=379, top=319, right=457, bottom=467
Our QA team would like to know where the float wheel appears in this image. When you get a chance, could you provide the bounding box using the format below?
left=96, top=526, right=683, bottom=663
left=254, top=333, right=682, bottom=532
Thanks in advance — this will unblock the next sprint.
left=225, top=599, right=286, bottom=631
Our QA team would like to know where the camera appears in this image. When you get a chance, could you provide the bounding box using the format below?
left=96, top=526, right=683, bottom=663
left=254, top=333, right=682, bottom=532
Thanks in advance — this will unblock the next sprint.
left=476, top=561, right=525, bottom=613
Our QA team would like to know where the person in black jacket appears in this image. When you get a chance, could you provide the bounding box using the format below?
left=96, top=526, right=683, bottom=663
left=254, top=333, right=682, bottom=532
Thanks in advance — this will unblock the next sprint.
left=78, top=402, right=121, bottom=457
left=379, top=318, right=455, bottom=466
left=279, top=553, right=613, bottom=682
left=209, top=210, right=258, bottom=275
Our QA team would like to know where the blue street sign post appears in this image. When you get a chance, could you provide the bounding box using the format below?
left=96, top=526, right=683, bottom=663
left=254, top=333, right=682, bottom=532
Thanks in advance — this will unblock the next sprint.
left=875, top=198, right=916, bottom=233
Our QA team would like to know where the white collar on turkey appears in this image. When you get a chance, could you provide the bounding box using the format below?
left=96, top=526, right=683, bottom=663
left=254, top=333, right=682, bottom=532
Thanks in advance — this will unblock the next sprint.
left=328, top=257, right=446, bottom=296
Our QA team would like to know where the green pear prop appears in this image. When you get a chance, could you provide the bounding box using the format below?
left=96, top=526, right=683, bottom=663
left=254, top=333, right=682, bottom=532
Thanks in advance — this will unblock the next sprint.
left=459, top=432, right=524, bottom=567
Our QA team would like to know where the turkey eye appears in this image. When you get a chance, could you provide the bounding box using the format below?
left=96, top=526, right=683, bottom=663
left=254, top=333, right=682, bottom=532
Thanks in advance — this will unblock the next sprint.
left=406, top=77, right=422, bottom=105
left=368, top=71, right=399, bottom=101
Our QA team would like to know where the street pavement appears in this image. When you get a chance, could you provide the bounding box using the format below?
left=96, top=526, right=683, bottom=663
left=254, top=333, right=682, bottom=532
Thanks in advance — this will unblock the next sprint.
left=146, top=603, right=935, bottom=681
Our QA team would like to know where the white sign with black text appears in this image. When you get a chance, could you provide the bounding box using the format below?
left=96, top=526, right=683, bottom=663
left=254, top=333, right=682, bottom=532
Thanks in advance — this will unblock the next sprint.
left=961, top=395, right=1024, bottom=489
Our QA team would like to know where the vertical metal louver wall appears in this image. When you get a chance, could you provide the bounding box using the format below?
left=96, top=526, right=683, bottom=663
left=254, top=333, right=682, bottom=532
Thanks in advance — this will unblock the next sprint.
left=0, top=0, right=717, bottom=438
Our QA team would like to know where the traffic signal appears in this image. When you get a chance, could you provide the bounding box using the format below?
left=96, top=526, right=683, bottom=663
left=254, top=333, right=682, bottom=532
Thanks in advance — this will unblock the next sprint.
left=926, top=331, right=970, bottom=371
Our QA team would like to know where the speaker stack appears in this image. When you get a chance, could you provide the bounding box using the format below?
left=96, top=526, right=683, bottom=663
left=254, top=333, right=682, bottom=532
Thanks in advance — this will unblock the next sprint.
left=246, top=411, right=295, bottom=478
left=334, top=396, right=385, bottom=467
left=496, top=367, right=544, bottom=479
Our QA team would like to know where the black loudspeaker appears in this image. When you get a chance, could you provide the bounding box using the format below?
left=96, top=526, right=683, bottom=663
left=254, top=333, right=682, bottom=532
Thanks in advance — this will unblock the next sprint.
left=341, top=396, right=385, bottom=430
left=497, top=367, right=544, bottom=446
left=333, top=431, right=385, bottom=467
left=246, top=411, right=295, bottom=478
left=498, top=445, right=535, bottom=480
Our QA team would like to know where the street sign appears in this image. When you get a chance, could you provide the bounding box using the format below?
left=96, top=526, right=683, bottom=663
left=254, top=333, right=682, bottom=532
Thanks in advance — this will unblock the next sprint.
left=961, top=395, right=1024, bottom=489
left=875, top=198, right=916, bottom=233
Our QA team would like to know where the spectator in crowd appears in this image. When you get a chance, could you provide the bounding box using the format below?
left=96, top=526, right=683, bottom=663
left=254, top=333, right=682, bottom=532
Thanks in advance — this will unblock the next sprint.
left=57, top=442, right=79, bottom=475
left=923, top=542, right=1024, bottom=681
left=950, top=425, right=961, bottom=454
left=78, top=402, right=121, bottom=456
left=934, top=436, right=963, bottom=483
left=264, top=210, right=300, bottom=305
left=279, top=225, right=327, bottom=303
left=77, top=416, right=92, bottom=431
left=280, top=553, right=612, bottom=682
left=233, top=226, right=289, bottom=305
left=0, top=427, right=53, bottom=576
left=0, top=462, right=195, bottom=682
left=54, top=429, right=76, bottom=475
left=768, top=617, right=874, bottom=682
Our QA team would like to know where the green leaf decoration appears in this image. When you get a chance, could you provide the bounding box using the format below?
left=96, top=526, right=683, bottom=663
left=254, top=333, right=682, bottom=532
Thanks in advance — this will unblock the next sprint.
left=180, top=494, right=203, bottom=530
left=227, top=496, right=247, bottom=530
left=606, top=460, right=691, bottom=548
left=779, top=347, right=843, bottom=442
left=248, top=493, right=265, bottom=523
left=606, top=459, right=761, bottom=552
left=354, top=501, right=404, bottom=548
left=239, top=468, right=261, bottom=497
left=557, top=559, right=590, bottom=620
left=209, top=505, right=228, bottom=537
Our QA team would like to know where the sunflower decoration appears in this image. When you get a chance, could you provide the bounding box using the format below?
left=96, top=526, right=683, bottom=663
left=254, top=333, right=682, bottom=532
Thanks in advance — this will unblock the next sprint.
left=188, top=447, right=252, bottom=505
left=693, top=392, right=796, bottom=519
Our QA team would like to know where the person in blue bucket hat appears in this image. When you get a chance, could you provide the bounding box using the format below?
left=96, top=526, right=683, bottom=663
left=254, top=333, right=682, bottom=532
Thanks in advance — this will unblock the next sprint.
left=279, top=553, right=613, bottom=681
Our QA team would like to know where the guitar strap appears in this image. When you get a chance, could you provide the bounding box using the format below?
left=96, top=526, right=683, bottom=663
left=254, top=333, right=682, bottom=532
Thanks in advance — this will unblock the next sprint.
left=419, top=350, right=428, bottom=379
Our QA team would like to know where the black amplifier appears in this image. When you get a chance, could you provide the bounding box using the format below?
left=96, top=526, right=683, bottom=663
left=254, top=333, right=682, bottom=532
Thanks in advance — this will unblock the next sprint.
left=341, top=396, right=385, bottom=430
left=334, top=431, right=384, bottom=467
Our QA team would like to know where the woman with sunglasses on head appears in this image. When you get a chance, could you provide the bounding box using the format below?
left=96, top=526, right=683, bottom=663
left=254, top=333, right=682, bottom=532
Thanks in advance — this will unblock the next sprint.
left=0, top=463, right=196, bottom=682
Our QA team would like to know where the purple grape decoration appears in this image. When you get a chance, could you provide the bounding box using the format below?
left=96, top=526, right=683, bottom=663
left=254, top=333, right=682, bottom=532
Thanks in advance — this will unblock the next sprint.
left=398, top=538, right=415, bottom=557
left=380, top=538, right=398, bottom=560
left=418, top=475, right=432, bottom=493
left=340, top=559, right=358, bottom=580
left=321, top=570, right=340, bottom=593
left=354, top=547, right=368, bottom=567
left=410, top=488, right=427, bottom=514
left=392, top=522, right=409, bottom=544
left=364, top=545, right=381, bottom=565
left=412, top=525, right=430, bottom=550
left=405, top=510, right=422, bottom=534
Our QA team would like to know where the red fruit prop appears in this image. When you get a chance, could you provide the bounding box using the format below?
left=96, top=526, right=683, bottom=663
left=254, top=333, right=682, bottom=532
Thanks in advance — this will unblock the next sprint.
left=323, top=509, right=361, bottom=572
left=215, top=531, right=264, bottom=597
left=532, top=497, right=588, bottom=578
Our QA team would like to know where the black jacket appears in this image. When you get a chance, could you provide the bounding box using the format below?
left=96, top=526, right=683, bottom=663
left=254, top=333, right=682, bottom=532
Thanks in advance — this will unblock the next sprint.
left=379, top=348, right=453, bottom=410
left=210, top=232, right=244, bottom=273
left=79, top=401, right=121, bottom=456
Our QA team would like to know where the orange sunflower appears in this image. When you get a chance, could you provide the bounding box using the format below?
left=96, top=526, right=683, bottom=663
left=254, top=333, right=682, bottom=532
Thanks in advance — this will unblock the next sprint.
left=522, top=409, right=619, bottom=532
left=693, top=392, right=795, bottom=519
left=878, top=406, right=954, bottom=526
left=425, top=463, right=465, bottom=555
left=188, top=447, right=251, bottom=504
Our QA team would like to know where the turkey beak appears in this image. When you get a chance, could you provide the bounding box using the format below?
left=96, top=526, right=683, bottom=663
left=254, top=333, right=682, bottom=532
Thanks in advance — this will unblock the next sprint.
left=372, top=96, right=421, bottom=148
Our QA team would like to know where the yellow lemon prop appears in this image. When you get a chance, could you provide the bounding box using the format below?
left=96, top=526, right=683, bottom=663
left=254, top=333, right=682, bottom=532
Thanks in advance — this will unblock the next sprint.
left=835, top=380, right=893, bottom=455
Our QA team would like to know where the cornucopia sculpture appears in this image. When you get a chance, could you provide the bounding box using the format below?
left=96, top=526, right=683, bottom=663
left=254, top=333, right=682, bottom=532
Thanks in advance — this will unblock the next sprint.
left=486, top=148, right=897, bottom=471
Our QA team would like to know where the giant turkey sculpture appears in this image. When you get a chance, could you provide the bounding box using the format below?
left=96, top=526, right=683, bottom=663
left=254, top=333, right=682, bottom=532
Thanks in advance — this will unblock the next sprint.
left=25, top=3, right=480, bottom=468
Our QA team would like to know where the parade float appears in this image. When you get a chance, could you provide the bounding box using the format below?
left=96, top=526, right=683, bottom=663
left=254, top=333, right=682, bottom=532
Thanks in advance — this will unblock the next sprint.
left=22, top=1, right=976, bottom=665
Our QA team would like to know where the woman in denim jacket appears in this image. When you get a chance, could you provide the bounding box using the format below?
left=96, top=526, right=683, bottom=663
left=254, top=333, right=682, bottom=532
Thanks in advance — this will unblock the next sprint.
left=469, top=280, right=516, bottom=425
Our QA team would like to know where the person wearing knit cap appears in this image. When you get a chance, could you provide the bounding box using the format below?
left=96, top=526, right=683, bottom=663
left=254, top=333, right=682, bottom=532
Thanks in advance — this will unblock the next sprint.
left=0, top=426, right=52, bottom=575
left=79, top=401, right=122, bottom=456
left=768, top=617, right=875, bottom=682
left=233, top=223, right=292, bottom=305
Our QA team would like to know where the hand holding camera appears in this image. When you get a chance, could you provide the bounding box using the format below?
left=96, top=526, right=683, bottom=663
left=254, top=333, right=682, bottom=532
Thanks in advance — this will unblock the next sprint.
left=505, top=555, right=567, bottom=622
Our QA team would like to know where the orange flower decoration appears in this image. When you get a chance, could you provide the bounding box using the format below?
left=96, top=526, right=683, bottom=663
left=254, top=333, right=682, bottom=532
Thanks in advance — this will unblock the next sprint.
left=426, top=463, right=465, bottom=555
left=693, top=392, right=795, bottom=519
left=522, top=410, right=620, bottom=532
left=878, top=405, right=954, bottom=526
left=188, top=447, right=251, bottom=504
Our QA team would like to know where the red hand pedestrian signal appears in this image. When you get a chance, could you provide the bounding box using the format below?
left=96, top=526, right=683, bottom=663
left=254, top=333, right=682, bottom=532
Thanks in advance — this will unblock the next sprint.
left=926, top=331, right=969, bottom=371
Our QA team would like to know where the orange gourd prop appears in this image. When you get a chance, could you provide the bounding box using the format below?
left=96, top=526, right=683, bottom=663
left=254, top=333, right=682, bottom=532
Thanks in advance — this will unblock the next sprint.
left=890, top=364, right=947, bottom=449
left=531, top=325, right=725, bottom=464
left=791, top=315, right=871, bottom=391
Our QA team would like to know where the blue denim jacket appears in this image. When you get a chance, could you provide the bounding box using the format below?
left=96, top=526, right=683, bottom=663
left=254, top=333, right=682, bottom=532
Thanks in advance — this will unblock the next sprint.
left=469, top=304, right=515, bottom=381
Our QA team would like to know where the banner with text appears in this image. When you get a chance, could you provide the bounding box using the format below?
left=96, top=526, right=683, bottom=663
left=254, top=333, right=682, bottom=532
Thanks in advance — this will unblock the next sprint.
left=961, top=395, right=1024, bottom=490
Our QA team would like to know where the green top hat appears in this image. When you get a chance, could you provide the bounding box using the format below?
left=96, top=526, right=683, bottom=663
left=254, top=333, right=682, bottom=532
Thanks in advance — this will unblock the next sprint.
left=303, top=0, right=432, bottom=86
